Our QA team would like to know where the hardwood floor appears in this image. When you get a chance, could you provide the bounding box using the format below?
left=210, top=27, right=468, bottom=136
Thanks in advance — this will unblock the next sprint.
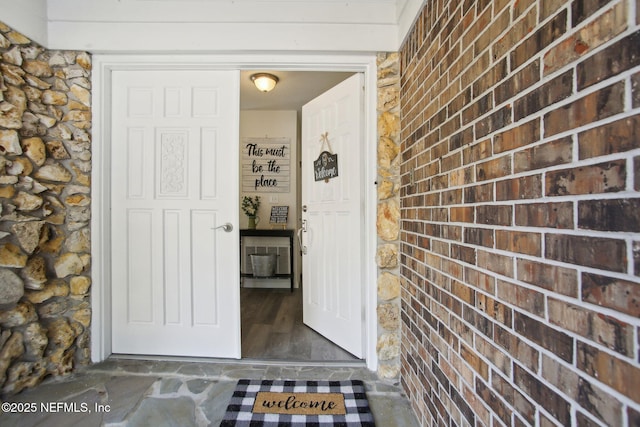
left=240, top=288, right=360, bottom=362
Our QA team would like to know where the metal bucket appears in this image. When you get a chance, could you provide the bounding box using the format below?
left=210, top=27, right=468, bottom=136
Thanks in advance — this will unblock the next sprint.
left=250, top=254, right=277, bottom=277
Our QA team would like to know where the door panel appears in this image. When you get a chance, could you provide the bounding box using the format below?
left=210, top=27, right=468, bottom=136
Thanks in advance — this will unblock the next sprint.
left=301, top=73, right=364, bottom=358
left=111, top=70, right=240, bottom=358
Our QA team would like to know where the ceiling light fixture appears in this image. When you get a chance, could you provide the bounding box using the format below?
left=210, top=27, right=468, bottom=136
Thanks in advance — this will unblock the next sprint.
left=250, top=73, right=279, bottom=92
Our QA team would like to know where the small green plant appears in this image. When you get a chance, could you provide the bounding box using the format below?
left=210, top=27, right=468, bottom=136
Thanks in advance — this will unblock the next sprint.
left=241, top=195, right=261, bottom=217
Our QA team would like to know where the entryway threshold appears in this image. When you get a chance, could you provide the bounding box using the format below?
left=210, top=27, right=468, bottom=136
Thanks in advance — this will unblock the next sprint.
left=93, top=356, right=381, bottom=388
left=109, top=354, right=366, bottom=368
left=239, top=358, right=367, bottom=368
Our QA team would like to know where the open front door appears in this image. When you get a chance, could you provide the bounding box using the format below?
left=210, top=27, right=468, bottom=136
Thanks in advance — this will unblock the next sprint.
left=111, top=70, right=241, bottom=358
left=300, top=74, right=364, bottom=358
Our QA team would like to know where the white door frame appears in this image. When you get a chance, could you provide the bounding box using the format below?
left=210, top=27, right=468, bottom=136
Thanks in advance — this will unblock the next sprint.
left=91, top=53, right=379, bottom=371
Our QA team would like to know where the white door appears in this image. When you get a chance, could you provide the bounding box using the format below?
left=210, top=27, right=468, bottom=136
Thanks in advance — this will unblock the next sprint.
left=300, top=74, right=364, bottom=358
left=111, top=70, right=241, bottom=358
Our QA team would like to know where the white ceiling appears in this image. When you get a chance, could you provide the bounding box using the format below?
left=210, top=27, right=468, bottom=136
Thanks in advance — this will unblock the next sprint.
left=240, top=70, right=353, bottom=111
left=0, top=0, right=424, bottom=52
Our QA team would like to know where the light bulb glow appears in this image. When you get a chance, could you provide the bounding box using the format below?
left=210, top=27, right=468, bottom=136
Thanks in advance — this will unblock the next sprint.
left=250, top=73, right=279, bottom=92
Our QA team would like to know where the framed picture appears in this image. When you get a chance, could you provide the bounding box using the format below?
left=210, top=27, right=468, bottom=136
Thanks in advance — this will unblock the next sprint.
left=270, top=206, right=289, bottom=225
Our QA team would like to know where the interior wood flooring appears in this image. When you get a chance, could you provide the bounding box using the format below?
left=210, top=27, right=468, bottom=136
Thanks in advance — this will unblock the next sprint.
left=241, top=288, right=360, bottom=362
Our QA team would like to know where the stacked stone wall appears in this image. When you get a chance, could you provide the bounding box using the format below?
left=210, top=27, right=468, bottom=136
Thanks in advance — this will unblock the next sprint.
left=376, top=52, right=402, bottom=379
left=0, top=23, right=92, bottom=395
left=399, top=0, right=640, bottom=425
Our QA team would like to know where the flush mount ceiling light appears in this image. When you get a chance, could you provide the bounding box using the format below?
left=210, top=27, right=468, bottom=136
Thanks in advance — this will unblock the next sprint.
left=250, top=73, right=279, bottom=92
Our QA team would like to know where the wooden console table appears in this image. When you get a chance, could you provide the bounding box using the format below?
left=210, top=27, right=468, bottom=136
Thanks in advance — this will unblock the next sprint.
left=240, top=229, right=294, bottom=291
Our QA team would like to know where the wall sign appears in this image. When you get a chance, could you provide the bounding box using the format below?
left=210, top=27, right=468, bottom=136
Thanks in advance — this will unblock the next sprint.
left=313, top=151, right=339, bottom=182
left=313, top=132, right=339, bottom=183
left=242, top=137, right=291, bottom=193
left=269, top=206, right=289, bottom=224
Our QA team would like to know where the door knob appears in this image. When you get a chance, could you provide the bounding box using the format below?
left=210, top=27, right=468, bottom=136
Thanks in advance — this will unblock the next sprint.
left=212, top=223, right=233, bottom=232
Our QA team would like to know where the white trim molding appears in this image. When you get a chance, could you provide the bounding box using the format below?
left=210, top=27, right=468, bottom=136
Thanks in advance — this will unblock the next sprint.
left=91, top=53, right=379, bottom=372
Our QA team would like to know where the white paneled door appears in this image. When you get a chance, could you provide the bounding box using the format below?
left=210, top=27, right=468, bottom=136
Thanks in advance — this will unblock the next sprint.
left=301, top=74, right=364, bottom=358
left=111, top=70, right=240, bottom=358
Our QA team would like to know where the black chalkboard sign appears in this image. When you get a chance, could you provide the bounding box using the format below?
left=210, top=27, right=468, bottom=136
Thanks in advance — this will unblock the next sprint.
left=270, top=206, right=289, bottom=224
left=313, top=151, right=339, bottom=182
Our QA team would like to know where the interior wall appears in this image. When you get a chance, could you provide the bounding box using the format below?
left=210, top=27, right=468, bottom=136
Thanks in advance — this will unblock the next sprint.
left=399, top=0, right=640, bottom=425
left=239, top=110, right=299, bottom=287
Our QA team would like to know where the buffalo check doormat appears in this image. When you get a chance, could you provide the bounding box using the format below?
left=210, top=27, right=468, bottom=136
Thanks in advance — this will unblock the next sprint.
left=220, top=379, right=376, bottom=426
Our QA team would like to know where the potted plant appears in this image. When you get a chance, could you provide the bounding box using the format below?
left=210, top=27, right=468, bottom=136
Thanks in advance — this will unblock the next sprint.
left=241, top=195, right=261, bottom=229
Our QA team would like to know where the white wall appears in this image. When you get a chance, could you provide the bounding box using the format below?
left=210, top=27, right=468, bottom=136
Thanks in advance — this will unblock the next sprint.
left=1, top=0, right=422, bottom=52
left=1, top=0, right=422, bottom=54
left=240, top=110, right=298, bottom=230
left=240, top=110, right=300, bottom=287
left=45, top=0, right=398, bottom=52
left=0, top=0, right=48, bottom=46
left=396, top=0, right=426, bottom=47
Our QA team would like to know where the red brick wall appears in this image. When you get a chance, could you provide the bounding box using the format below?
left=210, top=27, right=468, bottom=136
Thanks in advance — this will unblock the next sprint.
left=398, top=1, right=640, bottom=425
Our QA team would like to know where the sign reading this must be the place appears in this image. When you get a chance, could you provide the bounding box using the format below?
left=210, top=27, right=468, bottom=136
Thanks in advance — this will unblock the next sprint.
left=242, top=137, right=291, bottom=193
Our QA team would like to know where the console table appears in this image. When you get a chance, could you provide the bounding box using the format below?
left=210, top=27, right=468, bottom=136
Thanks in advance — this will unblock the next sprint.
left=240, top=229, right=294, bottom=291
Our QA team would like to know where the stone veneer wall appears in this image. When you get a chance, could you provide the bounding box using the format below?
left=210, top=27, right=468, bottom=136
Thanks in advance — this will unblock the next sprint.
left=376, top=52, right=402, bottom=379
left=0, top=23, right=92, bottom=395
left=399, top=1, right=640, bottom=426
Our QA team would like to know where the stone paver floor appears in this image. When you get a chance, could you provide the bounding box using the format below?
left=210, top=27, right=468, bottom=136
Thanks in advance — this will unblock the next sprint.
left=0, top=358, right=420, bottom=426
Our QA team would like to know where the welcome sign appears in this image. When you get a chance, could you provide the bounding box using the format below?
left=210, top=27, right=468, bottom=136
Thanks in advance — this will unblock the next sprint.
left=252, top=392, right=346, bottom=416
left=313, top=151, right=339, bottom=182
left=242, top=137, right=291, bottom=193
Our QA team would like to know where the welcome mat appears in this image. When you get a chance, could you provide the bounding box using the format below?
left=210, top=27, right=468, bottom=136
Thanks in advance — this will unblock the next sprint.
left=220, top=379, right=376, bottom=426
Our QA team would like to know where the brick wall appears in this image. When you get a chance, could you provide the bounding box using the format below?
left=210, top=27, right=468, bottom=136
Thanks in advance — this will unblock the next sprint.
left=399, top=1, right=640, bottom=425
